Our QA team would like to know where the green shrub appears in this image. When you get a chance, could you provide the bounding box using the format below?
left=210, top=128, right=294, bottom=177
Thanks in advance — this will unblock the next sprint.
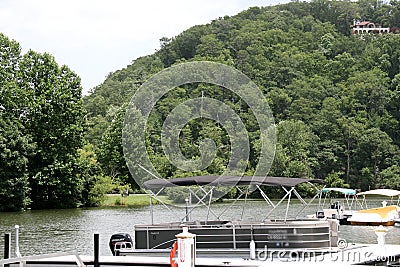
left=114, top=197, right=122, bottom=205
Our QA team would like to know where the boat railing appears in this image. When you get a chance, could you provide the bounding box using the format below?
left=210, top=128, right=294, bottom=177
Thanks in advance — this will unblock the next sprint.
left=151, top=239, right=176, bottom=249
left=113, top=241, right=133, bottom=250
left=135, top=219, right=334, bottom=250
left=136, top=219, right=330, bottom=229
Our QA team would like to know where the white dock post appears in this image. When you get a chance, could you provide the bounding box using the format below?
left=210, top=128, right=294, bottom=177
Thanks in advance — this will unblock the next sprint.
left=375, top=225, right=387, bottom=246
left=374, top=225, right=388, bottom=256
left=14, top=225, right=21, bottom=258
left=249, top=240, right=256, bottom=260
left=175, top=226, right=196, bottom=267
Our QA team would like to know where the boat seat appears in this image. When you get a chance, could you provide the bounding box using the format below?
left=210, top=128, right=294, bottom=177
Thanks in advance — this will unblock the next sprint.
left=316, top=211, right=325, bottom=219
left=330, top=202, right=340, bottom=210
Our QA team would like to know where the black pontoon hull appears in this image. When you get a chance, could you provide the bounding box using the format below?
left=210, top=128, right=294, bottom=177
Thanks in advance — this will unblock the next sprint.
left=134, top=219, right=337, bottom=250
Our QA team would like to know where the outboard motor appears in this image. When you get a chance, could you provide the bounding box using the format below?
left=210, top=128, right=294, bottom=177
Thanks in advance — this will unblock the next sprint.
left=109, top=233, right=133, bottom=255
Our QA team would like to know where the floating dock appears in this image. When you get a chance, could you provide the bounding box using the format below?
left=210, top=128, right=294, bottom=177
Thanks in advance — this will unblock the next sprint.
left=2, top=225, right=400, bottom=267
left=1, top=244, right=400, bottom=267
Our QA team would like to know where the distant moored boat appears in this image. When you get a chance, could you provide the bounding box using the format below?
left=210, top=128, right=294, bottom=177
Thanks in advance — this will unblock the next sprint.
left=348, top=189, right=400, bottom=226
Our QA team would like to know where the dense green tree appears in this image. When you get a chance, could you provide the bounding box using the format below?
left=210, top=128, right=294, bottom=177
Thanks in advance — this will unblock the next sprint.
left=195, top=34, right=233, bottom=62
left=355, top=127, right=399, bottom=188
left=18, top=51, right=85, bottom=209
left=76, top=144, right=113, bottom=206
left=307, top=0, right=359, bottom=35
left=98, top=104, right=133, bottom=187
left=325, top=171, right=349, bottom=188
left=357, top=0, right=385, bottom=22
left=337, top=117, right=365, bottom=184
left=0, top=83, right=35, bottom=211
left=271, top=120, right=317, bottom=178
left=0, top=34, right=33, bottom=211
left=0, top=34, right=86, bottom=210
left=380, top=165, right=400, bottom=190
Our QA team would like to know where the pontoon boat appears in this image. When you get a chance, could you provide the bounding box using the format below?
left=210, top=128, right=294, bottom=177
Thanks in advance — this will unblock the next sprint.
left=348, top=189, right=400, bottom=226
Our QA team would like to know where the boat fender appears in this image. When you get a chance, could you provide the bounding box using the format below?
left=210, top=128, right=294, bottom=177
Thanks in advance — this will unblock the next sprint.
left=170, top=241, right=178, bottom=267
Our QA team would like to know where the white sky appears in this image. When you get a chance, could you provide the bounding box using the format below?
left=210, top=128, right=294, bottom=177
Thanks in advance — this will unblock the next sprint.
left=0, top=0, right=289, bottom=95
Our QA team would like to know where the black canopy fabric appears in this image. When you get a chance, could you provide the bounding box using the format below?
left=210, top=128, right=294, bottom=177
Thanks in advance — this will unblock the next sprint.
left=224, top=176, right=323, bottom=187
left=143, top=175, right=221, bottom=188
left=143, top=176, right=323, bottom=189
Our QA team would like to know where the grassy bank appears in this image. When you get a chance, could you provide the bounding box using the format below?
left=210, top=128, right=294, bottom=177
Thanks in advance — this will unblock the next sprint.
left=102, top=194, right=170, bottom=207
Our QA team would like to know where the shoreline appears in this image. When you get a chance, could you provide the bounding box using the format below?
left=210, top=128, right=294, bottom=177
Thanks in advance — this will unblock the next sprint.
left=102, top=193, right=168, bottom=207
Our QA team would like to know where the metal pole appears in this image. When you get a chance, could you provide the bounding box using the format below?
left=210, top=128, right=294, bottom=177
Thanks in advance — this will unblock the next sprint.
left=240, top=188, right=249, bottom=221
left=264, top=188, right=292, bottom=220
left=4, top=233, right=11, bottom=267
left=94, top=233, right=99, bottom=267
left=185, top=198, right=189, bottom=222
left=150, top=195, right=154, bottom=225
left=206, top=189, right=213, bottom=222
left=284, top=188, right=292, bottom=222
left=14, top=225, right=21, bottom=258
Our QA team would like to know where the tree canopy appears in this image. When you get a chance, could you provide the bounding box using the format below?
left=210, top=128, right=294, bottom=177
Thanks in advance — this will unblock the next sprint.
left=0, top=33, right=86, bottom=210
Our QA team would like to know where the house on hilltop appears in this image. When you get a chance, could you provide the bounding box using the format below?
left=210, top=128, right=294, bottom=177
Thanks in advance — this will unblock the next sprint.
left=352, top=20, right=390, bottom=34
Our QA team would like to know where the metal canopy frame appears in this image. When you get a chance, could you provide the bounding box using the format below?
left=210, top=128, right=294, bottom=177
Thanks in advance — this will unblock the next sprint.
left=316, top=188, right=357, bottom=212
left=355, top=189, right=400, bottom=209
left=142, top=172, right=323, bottom=224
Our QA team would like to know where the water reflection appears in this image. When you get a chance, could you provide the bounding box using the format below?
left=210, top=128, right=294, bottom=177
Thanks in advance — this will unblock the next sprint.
left=339, top=224, right=400, bottom=245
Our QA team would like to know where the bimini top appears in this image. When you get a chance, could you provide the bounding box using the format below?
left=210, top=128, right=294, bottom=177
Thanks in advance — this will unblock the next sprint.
left=321, top=187, right=356, bottom=195
left=143, top=176, right=323, bottom=189
left=357, top=189, right=400, bottom=197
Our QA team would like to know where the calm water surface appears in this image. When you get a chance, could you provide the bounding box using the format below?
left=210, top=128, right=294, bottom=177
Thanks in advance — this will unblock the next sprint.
left=0, top=200, right=399, bottom=257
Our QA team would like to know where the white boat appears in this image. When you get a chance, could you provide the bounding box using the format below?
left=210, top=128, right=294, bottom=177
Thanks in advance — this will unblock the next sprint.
left=309, top=187, right=356, bottom=225
left=348, top=189, right=400, bottom=226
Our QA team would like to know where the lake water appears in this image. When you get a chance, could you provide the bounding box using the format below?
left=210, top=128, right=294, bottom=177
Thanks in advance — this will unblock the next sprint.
left=0, top=199, right=399, bottom=258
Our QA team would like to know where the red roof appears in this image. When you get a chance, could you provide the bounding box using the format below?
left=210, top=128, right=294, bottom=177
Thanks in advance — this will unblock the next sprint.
left=356, top=21, right=371, bottom=26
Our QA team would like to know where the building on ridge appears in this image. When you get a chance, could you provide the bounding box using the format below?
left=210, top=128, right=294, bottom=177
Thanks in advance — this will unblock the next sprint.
left=352, top=20, right=390, bottom=34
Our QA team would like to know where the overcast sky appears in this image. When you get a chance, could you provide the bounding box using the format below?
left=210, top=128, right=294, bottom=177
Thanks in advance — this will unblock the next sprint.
left=0, top=0, right=290, bottom=95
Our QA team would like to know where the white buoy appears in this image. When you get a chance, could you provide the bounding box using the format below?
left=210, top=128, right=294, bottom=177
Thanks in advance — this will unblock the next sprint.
left=175, top=226, right=196, bottom=267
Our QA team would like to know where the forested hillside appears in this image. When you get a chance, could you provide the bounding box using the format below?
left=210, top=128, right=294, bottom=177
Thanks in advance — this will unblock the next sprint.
left=84, top=0, right=400, bottom=194
left=2, top=0, right=400, bottom=211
